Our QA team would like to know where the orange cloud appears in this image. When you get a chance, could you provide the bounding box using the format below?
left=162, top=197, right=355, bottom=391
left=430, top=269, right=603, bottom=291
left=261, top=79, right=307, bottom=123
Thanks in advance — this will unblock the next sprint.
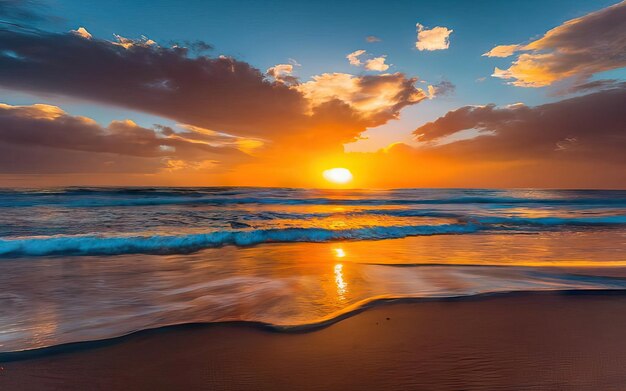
left=486, top=1, right=626, bottom=87
left=346, top=50, right=366, bottom=66
left=347, top=50, right=390, bottom=71
left=416, top=23, right=453, bottom=51
left=364, top=56, right=389, bottom=71
left=482, top=44, right=521, bottom=58
left=70, top=27, right=92, bottom=39
left=266, top=63, right=298, bottom=85
left=296, top=72, right=426, bottom=122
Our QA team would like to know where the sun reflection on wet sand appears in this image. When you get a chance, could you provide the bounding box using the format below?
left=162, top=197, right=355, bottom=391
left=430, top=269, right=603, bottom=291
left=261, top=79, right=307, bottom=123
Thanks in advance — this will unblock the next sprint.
left=334, top=264, right=347, bottom=298
left=333, top=247, right=348, bottom=298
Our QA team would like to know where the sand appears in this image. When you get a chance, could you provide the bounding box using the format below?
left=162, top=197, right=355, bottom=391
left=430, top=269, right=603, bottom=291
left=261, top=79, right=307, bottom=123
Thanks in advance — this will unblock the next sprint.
left=2, top=291, right=626, bottom=390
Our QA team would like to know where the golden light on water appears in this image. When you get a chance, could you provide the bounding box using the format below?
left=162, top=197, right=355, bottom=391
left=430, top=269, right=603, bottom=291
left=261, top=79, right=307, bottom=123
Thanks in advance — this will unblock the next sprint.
left=323, top=168, right=353, bottom=184
left=334, top=248, right=346, bottom=258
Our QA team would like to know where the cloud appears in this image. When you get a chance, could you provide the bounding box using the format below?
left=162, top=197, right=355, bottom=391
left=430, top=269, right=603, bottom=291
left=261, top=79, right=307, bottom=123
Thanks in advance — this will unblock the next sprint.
left=168, top=40, right=213, bottom=55
left=328, top=86, right=625, bottom=188
left=167, top=123, right=265, bottom=154
left=486, top=1, right=626, bottom=87
left=364, top=56, right=389, bottom=71
left=415, top=23, right=453, bottom=51
left=296, top=72, right=426, bottom=125
left=347, top=49, right=366, bottom=66
left=482, top=44, right=521, bottom=58
left=366, top=35, right=381, bottom=43
left=426, top=80, right=455, bottom=98
left=70, top=26, right=92, bottom=39
left=112, top=33, right=157, bottom=49
left=0, top=24, right=436, bottom=182
left=0, top=26, right=310, bottom=139
left=0, top=103, right=249, bottom=174
left=347, top=50, right=390, bottom=71
left=267, top=64, right=293, bottom=77
left=164, top=159, right=217, bottom=172
left=0, top=26, right=427, bottom=148
left=266, top=63, right=298, bottom=85
left=412, top=86, right=626, bottom=164
left=551, top=79, right=624, bottom=96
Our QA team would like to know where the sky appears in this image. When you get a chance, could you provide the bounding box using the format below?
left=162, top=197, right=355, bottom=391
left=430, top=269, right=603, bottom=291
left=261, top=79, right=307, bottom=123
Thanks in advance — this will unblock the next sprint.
left=0, top=0, right=624, bottom=188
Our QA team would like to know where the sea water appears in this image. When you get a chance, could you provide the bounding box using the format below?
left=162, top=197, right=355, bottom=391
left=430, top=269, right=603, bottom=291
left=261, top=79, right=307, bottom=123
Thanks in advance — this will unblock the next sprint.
left=0, top=188, right=625, bottom=352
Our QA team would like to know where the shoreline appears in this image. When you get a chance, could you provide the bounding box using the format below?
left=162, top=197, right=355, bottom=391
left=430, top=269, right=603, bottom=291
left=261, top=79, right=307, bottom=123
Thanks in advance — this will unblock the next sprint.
left=2, top=288, right=626, bottom=361
left=3, top=290, right=626, bottom=390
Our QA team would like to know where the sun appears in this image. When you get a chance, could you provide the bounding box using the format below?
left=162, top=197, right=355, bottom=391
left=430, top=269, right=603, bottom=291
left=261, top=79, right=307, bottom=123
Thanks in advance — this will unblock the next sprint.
left=323, top=168, right=353, bottom=184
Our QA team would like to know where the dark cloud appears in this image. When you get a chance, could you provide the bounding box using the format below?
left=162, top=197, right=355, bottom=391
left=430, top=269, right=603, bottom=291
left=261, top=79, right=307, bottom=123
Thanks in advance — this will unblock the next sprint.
left=0, top=142, right=164, bottom=174
left=186, top=40, right=213, bottom=54
left=0, top=26, right=425, bottom=147
left=0, top=103, right=248, bottom=174
left=0, top=26, right=307, bottom=139
left=551, top=79, right=625, bottom=96
left=413, top=86, right=626, bottom=163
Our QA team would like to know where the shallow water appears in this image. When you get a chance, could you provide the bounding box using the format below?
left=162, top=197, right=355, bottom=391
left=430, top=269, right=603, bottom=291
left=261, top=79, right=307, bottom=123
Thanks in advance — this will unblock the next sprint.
left=0, top=188, right=625, bottom=352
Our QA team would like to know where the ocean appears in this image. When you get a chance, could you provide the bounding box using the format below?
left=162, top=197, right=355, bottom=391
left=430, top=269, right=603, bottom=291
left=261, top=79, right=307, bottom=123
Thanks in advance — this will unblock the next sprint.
left=1, top=187, right=625, bottom=353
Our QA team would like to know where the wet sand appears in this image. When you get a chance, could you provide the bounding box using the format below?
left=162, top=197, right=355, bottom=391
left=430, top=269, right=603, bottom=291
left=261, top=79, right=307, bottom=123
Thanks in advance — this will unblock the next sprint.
left=2, top=291, right=626, bottom=390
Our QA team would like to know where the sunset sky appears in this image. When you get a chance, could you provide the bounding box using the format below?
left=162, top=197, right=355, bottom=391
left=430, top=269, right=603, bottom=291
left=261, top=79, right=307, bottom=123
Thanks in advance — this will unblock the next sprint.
left=0, top=0, right=624, bottom=188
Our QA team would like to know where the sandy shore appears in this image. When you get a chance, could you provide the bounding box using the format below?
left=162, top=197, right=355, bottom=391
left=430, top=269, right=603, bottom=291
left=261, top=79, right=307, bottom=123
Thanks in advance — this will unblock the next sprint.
left=2, top=291, right=626, bottom=390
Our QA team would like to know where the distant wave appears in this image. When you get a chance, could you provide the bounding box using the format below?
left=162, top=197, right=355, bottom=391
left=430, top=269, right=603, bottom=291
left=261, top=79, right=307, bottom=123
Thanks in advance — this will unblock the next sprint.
left=2, top=195, right=626, bottom=208
left=474, top=215, right=626, bottom=226
left=257, top=210, right=626, bottom=225
left=0, top=224, right=478, bottom=257
left=250, top=209, right=462, bottom=220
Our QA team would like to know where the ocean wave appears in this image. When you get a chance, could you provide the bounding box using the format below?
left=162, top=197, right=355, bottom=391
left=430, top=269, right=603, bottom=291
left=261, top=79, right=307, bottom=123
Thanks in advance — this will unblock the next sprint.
left=248, top=209, right=462, bottom=221
left=474, top=215, right=626, bottom=226
left=2, top=194, right=626, bottom=208
left=0, top=214, right=623, bottom=257
left=0, top=224, right=478, bottom=257
left=243, top=210, right=626, bottom=227
left=248, top=210, right=626, bottom=225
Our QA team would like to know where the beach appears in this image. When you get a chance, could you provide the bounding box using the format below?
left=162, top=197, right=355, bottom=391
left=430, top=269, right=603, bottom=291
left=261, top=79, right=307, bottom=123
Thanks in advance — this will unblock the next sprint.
left=1, top=188, right=625, bottom=390
left=2, top=0, right=625, bottom=387
left=3, top=291, right=626, bottom=390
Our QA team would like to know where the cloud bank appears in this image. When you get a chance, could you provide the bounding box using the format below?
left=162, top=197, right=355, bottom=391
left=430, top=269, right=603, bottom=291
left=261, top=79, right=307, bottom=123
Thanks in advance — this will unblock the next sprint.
left=0, top=24, right=430, bottom=178
left=413, top=84, right=626, bottom=163
left=0, top=103, right=251, bottom=174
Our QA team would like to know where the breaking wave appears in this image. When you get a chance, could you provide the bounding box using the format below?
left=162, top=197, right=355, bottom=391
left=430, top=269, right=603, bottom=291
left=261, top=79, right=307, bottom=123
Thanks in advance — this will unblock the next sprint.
left=0, top=224, right=478, bottom=257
